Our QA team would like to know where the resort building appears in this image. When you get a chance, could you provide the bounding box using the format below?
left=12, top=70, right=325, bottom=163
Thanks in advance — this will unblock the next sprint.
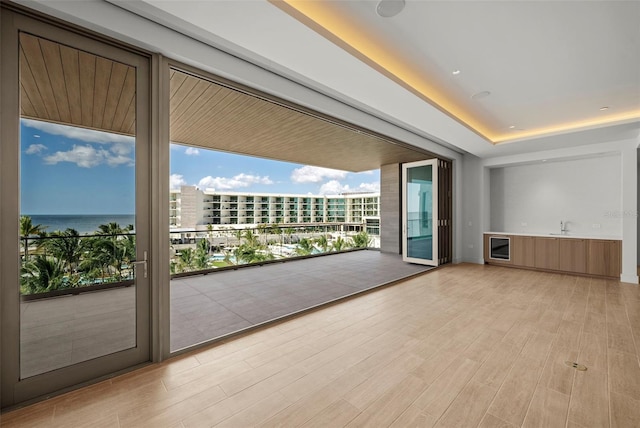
left=1, top=1, right=639, bottom=425
left=170, top=186, right=380, bottom=234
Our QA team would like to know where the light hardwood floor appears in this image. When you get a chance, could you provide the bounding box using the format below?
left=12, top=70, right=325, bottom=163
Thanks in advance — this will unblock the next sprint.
left=2, top=263, right=640, bottom=427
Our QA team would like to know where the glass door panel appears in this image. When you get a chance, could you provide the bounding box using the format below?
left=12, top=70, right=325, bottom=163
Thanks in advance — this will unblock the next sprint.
left=1, top=10, right=150, bottom=407
left=402, top=160, right=438, bottom=266
left=19, top=34, right=140, bottom=378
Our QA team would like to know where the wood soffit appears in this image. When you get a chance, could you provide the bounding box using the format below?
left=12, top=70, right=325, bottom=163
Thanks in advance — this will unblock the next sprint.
left=20, top=33, right=136, bottom=136
left=169, top=70, right=434, bottom=171
left=18, top=32, right=435, bottom=171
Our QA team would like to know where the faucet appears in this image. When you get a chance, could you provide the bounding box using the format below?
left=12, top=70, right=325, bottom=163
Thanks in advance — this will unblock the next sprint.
left=560, top=221, right=567, bottom=234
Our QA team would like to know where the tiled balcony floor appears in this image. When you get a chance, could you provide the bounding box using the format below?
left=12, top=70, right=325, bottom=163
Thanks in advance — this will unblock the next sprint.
left=20, top=250, right=432, bottom=376
left=170, top=250, right=432, bottom=351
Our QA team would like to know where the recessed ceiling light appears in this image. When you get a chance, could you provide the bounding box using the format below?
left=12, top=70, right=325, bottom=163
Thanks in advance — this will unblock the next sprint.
left=471, top=91, right=491, bottom=100
left=452, top=70, right=461, bottom=75
left=600, top=106, right=609, bottom=111
left=542, top=159, right=547, bottom=162
left=376, top=0, right=405, bottom=18
left=509, top=125, right=516, bottom=129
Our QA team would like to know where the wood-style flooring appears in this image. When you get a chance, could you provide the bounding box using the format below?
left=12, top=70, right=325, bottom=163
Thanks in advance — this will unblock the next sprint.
left=2, top=263, right=640, bottom=427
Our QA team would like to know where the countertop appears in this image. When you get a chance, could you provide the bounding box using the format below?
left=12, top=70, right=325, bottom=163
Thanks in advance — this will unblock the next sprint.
left=484, top=231, right=622, bottom=240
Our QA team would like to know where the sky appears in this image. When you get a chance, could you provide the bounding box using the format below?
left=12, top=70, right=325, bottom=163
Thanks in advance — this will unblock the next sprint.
left=20, top=119, right=380, bottom=215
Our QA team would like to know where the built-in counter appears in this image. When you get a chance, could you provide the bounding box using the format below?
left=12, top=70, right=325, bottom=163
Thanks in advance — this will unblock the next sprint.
left=483, top=232, right=621, bottom=278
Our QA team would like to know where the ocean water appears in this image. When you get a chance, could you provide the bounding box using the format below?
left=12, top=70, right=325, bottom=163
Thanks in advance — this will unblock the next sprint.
left=26, top=214, right=136, bottom=235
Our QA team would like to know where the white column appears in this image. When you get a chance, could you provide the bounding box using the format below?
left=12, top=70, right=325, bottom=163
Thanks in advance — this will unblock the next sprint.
left=620, top=143, right=639, bottom=284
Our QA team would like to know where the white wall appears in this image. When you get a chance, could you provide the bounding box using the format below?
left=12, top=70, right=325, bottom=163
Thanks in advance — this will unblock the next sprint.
left=490, top=155, right=622, bottom=237
left=482, top=138, right=638, bottom=283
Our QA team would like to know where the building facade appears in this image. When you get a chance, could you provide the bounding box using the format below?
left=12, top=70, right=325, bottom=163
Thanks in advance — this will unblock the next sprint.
left=170, top=186, right=380, bottom=234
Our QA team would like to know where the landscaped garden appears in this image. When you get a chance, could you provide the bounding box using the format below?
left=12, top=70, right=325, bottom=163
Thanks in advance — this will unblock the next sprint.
left=19, top=215, right=373, bottom=295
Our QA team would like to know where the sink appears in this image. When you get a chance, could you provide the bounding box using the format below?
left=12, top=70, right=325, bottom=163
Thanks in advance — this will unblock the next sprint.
left=549, top=233, right=569, bottom=236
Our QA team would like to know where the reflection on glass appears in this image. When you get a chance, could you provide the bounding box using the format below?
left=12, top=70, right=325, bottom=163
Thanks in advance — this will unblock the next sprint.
left=406, top=164, right=433, bottom=260
left=19, top=34, right=137, bottom=378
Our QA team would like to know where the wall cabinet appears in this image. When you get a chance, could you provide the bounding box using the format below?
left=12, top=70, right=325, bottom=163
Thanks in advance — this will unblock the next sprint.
left=484, top=234, right=620, bottom=278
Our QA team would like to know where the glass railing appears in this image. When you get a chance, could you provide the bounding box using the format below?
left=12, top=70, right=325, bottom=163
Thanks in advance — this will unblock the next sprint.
left=170, top=224, right=379, bottom=275
left=20, top=230, right=137, bottom=297
left=19, top=222, right=382, bottom=291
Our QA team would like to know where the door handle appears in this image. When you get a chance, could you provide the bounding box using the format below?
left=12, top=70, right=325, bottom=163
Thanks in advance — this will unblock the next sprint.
left=131, top=250, right=148, bottom=278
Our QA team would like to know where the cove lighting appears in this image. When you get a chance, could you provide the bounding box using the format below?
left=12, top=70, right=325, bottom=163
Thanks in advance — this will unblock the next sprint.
left=271, top=0, right=640, bottom=145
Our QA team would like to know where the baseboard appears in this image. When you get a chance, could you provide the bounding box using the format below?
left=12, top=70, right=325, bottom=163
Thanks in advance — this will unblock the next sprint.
left=620, top=273, right=639, bottom=285
left=456, top=258, right=485, bottom=265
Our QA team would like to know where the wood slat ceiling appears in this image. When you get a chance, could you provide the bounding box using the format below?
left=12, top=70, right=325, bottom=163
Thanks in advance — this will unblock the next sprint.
left=169, top=70, right=434, bottom=171
left=18, top=32, right=435, bottom=171
left=20, top=33, right=136, bottom=135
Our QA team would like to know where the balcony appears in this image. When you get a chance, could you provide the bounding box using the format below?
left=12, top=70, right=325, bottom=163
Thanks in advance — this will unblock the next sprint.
left=169, top=250, right=428, bottom=351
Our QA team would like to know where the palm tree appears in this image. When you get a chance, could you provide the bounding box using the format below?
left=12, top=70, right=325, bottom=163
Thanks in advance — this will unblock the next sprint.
left=177, top=248, right=195, bottom=273
left=79, top=240, right=111, bottom=283
left=243, top=229, right=261, bottom=248
left=233, top=244, right=255, bottom=265
left=45, top=228, right=83, bottom=275
left=193, top=238, right=210, bottom=270
left=332, top=236, right=349, bottom=252
left=96, top=222, right=134, bottom=279
left=234, top=229, right=243, bottom=246
left=19, top=215, right=47, bottom=261
left=295, top=238, right=314, bottom=256
left=350, top=231, right=371, bottom=249
left=21, top=255, right=65, bottom=294
left=81, top=237, right=118, bottom=282
left=314, top=235, right=329, bottom=253
left=251, top=250, right=275, bottom=263
left=97, top=222, right=124, bottom=237
left=234, top=243, right=274, bottom=264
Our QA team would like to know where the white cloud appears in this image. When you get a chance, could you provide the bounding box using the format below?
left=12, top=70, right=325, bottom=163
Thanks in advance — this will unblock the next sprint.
left=43, top=144, right=134, bottom=168
left=26, top=144, right=47, bottom=154
left=106, top=154, right=134, bottom=167
left=110, top=142, right=133, bottom=156
left=44, top=145, right=107, bottom=168
left=290, top=165, right=348, bottom=183
left=356, top=182, right=381, bottom=192
left=170, top=174, right=187, bottom=190
left=319, top=180, right=380, bottom=195
left=21, top=118, right=134, bottom=145
left=185, top=147, right=200, bottom=156
left=318, top=180, right=347, bottom=195
left=198, top=173, right=273, bottom=191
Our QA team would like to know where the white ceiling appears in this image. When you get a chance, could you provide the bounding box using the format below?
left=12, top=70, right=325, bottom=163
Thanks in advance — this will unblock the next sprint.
left=49, top=0, right=640, bottom=158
